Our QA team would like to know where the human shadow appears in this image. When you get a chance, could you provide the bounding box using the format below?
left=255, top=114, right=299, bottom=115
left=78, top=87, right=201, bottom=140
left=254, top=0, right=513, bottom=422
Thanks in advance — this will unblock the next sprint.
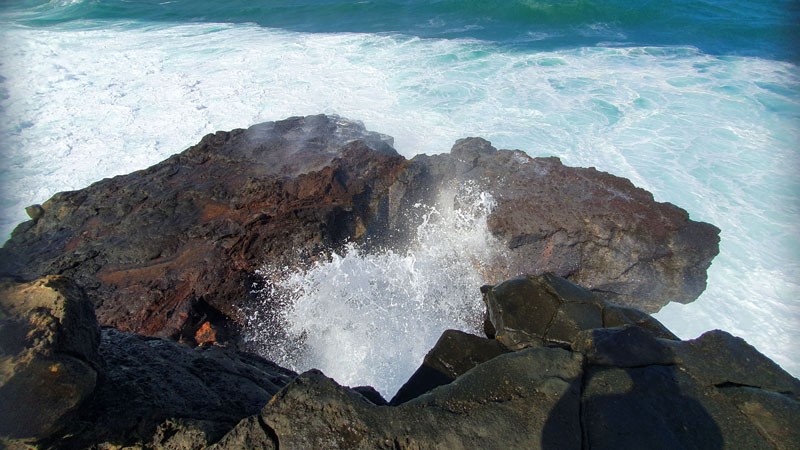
left=542, top=331, right=724, bottom=450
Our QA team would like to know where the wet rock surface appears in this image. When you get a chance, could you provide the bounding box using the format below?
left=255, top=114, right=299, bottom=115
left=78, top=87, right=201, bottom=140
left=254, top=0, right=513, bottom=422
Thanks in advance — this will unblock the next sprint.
left=0, top=115, right=406, bottom=342
left=483, top=273, right=678, bottom=350
left=50, top=328, right=297, bottom=449
left=398, top=137, right=720, bottom=311
left=213, top=274, right=799, bottom=450
left=6, top=115, right=785, bottom=449
left=1, top=274, right=797, bottom=449
left=0, top=115, right=718, bottom=343
left=0, top=277, right=296, bottom=449
left=389, top=329, right=509, bottom=405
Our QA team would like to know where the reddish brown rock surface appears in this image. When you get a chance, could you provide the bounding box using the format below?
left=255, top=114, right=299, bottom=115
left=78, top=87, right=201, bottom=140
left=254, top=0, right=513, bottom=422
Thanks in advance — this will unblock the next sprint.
left=0, top=115, right=405, bottom=342
left=395, top=137, right=720, bottom=311
left=195, top=321, right=217, bottom=345
left=0, top=115, right=719, bottom=342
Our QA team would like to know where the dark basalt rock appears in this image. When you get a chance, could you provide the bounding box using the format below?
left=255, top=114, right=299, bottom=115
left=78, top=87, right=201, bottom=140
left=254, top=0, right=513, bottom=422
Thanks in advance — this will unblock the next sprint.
left=573, top=325, right=677, bottom=367
left=390, top=329, right=509, bottom=405
left=1, top=274, right=798, bottom=449
left=255, top=348, right=585, bottom=450
left=0, top=115, right=718, bottom=343
left=0, top=115, right=405, bottom=343
left=352, top=385, right=389, bottom=406
left=49, top=327, right=297, bottom=449
left=0, top=277, right=297, bottom=449
left=211, top=274, right=798, bottom=450
left=481, top=273, right=677, bottom=351
left=394, top=137, right=720, bottom=312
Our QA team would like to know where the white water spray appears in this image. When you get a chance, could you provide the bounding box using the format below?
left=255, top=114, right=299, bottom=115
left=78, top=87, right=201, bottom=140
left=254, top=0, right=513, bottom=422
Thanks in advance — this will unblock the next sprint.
left=243, top=184, right=505, bottom=398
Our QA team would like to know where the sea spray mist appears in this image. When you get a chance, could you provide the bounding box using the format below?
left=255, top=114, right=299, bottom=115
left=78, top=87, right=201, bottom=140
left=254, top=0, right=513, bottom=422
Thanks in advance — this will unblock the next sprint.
left=243, top=183, right=506, bottom=397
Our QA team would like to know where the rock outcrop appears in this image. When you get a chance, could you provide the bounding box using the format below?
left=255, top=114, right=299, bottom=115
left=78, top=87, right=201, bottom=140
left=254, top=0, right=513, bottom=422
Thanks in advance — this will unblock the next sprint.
left=50, top=328, right=297, bottom=449
left=211, top=274, right=799, bottom=450
left=389, top=329, right=509, bottom=405
left=0, top=115, right=719, bottom=345
left=0, top=277, right=297, bottom=449
left=0, top=115, right=406, bottom=342
left=2, top=274, right=798, bottom=449
left=397, top=138, right=720, bottom=311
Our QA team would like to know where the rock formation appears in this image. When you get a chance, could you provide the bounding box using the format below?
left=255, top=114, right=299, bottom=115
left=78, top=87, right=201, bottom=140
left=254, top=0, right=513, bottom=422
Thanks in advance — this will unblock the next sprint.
left=1, top=277, right=297, bottom=448
left=206, top=274, right=800, bottom=450
left=395, top=138, right=720, bottom=311
left=0, top=115, right=406, bottom=342
left=0, top=276, right=100, bottom=440
left=3, top=274, right=796, bottom=449
left=0, top=115, right=719, bottom=345
left=5, top=114, right=764, bottom=449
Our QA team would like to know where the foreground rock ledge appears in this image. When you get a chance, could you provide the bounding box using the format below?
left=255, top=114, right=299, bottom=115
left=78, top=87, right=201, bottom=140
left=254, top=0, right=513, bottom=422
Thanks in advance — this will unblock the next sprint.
left=0, top=115, right=719, bottom=343
left=1, top=275, right=797, bottom=449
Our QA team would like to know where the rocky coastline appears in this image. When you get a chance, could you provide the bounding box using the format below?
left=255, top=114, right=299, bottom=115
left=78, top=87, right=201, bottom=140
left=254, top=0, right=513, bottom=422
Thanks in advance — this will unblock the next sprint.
left=1, top=115, right=797, bottom=449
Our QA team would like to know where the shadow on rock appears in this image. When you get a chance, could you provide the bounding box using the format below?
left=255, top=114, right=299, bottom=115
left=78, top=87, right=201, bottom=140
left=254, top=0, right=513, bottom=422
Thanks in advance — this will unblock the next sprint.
left=545, top=364, right=724, bottom=450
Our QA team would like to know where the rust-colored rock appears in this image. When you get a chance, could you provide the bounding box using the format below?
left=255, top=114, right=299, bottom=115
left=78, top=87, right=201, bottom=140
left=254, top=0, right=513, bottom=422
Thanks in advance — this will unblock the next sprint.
left=0, top=115, right=405, bottom=341
left=195, top=321, right=217, bottom=345
left=0, top=115, right=719, bottom=342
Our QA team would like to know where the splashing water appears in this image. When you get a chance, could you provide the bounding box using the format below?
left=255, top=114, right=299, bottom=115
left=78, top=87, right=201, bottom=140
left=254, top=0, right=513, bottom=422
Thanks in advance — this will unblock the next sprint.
left=243, top=184, right=505, bottom=398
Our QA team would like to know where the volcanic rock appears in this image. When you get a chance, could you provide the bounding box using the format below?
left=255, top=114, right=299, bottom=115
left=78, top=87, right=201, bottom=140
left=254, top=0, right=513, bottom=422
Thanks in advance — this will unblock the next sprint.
left=0, top=115, right=719, bottom=341
left=256, top=348, right=585, bottom=450
left=0, top=276, right=297, bottom=449
left=49, top=327, right=297, bottom=449
left=0, top=115, right=405, bottom=341
left=482, top=273, right=677, bottom=351
left=0, top=276, right=100, bottom=441
left=213, top=274, right=799, bottom=450
left=390, top=329, right=508, bottom=405
left=395, top=137, right=720, bottom=311
left=2, top=274, right=798, bottom=449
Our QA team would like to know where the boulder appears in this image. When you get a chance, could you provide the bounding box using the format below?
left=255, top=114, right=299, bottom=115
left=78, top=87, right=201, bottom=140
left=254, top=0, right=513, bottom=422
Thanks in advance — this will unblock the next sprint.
left=0, top=276, right=100, bottom=440
left=211, top=274, right=798, bottom=450
left=3, top=274, right=797, bottom=450
left=481, top=272, right=676, bottom=350
left=0, top=115, right=406, bottom=341
left=390, top=329, right=508, bottom=405
left=0, top=115, right=719, bottom=343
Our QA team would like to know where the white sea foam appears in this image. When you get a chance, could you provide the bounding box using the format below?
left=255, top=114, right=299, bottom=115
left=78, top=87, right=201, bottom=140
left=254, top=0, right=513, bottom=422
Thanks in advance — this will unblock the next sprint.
left=0, top=21, right=798, bottom=377
left=243, top=185, right=505, bottom=397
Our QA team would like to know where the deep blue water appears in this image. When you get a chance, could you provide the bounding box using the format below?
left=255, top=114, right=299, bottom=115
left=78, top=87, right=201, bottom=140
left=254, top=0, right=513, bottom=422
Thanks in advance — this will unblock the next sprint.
left=0, top=0, right=798, bottom=389
left=4, top=0, right=799, bottom=60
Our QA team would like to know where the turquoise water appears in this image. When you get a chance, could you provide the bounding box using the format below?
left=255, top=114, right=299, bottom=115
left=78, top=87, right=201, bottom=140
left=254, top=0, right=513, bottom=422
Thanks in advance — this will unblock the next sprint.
left=5, top=0, right=798, bottom=60
left=0, top=1, right=798, bottom=384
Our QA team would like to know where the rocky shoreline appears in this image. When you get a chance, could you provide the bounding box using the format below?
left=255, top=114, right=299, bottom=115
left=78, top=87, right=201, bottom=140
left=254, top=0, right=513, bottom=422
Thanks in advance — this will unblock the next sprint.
left=0, top=115, right=719, bottom=343
left=2, top=274, right=798, bottom=449
left=1, top=115, right=796, bottom=448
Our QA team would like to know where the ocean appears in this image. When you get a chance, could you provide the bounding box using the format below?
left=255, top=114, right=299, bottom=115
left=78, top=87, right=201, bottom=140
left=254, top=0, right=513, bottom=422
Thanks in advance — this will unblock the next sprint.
left=1, top=0, right=798, bottom=395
